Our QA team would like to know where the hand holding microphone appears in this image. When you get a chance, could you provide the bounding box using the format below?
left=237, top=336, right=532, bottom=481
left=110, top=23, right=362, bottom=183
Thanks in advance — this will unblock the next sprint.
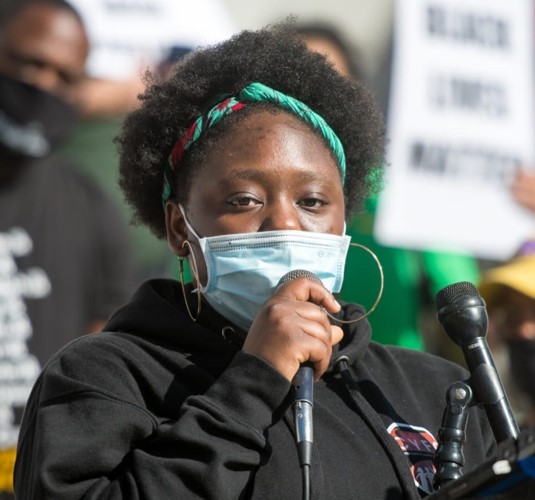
left=276, top=270, right=339, bottom=472
left=243, top=270, right=343, bottom=383
left=243, top=270, right=343, bottom=480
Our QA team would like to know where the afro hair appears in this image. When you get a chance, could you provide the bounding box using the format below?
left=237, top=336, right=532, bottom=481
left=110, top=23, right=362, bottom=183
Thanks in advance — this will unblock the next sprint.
left=116, top=21, right=385, bottom=239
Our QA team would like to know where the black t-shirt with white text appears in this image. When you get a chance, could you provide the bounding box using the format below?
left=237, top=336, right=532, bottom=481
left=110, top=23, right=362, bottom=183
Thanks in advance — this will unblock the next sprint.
left=0, top=155, right=134, bottom=497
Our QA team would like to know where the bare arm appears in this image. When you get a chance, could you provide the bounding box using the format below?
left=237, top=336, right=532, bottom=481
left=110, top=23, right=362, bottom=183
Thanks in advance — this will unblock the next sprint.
left=74, top=77, right=145, bottom=117
left=511, top=170, right=535, bottom=214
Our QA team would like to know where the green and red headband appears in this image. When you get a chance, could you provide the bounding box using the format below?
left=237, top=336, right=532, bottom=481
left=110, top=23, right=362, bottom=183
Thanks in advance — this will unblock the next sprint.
left=162, top=82, right=346, bottom=206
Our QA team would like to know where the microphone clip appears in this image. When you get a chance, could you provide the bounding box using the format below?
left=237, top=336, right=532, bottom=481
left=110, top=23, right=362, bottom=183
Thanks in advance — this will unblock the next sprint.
left=433, top=380, right=473, bottom=490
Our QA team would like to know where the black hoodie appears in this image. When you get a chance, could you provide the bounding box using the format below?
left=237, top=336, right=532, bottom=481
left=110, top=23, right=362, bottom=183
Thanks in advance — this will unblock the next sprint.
left=14, top=279, right=495, bottom=499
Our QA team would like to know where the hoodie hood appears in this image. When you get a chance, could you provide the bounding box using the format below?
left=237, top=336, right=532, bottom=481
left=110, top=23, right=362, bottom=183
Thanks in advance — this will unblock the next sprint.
left=105, top=279, right=372, bottom=372
left=329, top=301, right=371, bottom=368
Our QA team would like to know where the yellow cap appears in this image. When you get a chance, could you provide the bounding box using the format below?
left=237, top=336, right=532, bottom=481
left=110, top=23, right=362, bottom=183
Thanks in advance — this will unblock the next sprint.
left=479, top=241, right=535, bottom=308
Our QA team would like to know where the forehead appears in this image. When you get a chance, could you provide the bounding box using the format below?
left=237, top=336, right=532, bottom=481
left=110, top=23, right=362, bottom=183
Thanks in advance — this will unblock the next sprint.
left=198, top=109, right=342, bottom=178
left=0, top=4, right=88, bottom=75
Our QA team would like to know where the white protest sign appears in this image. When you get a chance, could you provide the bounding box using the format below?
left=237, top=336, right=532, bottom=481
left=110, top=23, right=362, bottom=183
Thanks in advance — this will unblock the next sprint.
left=374, top=0, right=535, bottom=261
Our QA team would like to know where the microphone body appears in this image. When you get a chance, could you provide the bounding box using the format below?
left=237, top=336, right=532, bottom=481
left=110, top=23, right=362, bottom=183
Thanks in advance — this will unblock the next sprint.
left=293, top=363, right=313, bottom=466
left=436, top=282, right=519, bottom=443
left=277, top=270, right=323, bottom=467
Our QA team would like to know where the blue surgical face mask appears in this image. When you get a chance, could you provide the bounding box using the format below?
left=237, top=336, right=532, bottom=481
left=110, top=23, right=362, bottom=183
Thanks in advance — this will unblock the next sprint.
left=181, top=207, right=350, bottom=331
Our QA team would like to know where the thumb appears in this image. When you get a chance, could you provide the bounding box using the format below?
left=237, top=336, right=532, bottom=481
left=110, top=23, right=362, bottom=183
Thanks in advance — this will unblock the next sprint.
left=331, top=325, right=344, bottom=346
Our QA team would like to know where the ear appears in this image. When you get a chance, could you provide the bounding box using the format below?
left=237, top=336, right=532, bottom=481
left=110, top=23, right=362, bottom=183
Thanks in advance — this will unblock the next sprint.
left=165, top=201, right=189, bottom=257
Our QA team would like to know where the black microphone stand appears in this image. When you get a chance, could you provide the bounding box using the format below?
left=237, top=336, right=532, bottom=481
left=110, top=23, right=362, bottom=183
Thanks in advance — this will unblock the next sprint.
left=433, top=381, right=473, bottom=489
left=431, top=428, right=535, bottom=499
left=430, top=282, right=531, bottom=498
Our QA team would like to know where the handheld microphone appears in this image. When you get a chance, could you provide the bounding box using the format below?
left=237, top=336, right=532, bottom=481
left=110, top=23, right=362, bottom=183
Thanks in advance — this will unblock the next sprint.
left=435, top=281, right=519, bottom=443
left=277, top=270, right=323, bottom=468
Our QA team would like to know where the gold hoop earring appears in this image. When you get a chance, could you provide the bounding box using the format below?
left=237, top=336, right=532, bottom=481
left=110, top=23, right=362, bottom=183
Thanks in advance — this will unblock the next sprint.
left=179, top=240, right=202, bottom=322
left=325, top=242, right=384, bottom=325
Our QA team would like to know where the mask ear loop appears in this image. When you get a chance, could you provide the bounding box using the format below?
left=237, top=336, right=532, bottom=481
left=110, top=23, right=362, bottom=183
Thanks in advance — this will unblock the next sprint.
left=325, top=242, right=384, bottom=325
left=179, top=240, right=202, bottom=322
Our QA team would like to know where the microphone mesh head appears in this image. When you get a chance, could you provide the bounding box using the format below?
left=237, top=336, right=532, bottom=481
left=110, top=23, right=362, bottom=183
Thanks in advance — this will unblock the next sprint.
left=435, top=281, right=480, bottom=310
left=278, top=270, right=322, bottom=286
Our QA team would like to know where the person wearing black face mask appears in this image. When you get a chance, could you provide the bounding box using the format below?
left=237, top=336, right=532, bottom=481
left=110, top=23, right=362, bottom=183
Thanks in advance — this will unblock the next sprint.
left=0, top=74, right=76, bottom=170
left=0, top=1, right=134, bottom=497
left=479, top=240, right=535, bottom=428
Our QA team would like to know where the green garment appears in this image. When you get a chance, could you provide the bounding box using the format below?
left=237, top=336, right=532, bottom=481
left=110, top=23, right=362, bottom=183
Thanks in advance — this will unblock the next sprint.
left=339, top=199, right=480, bottom=350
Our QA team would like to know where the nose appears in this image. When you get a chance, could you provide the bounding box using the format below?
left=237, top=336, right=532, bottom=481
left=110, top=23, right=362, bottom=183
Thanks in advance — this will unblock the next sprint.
left=259, top=199, right=301, bottom=232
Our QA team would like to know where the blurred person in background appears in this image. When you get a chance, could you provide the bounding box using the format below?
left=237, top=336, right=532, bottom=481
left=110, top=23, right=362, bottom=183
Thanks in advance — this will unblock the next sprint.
left=297, top=23, right=364, bottom=82
left=0, top=1, right=134, bottom=496
left=479, top=240, right=535, bottom=428
left=63, top=0, right=236, bottom=283
left=68, top=0, right=235, bottom=117
left=298, top=22, right=480, bottom=355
